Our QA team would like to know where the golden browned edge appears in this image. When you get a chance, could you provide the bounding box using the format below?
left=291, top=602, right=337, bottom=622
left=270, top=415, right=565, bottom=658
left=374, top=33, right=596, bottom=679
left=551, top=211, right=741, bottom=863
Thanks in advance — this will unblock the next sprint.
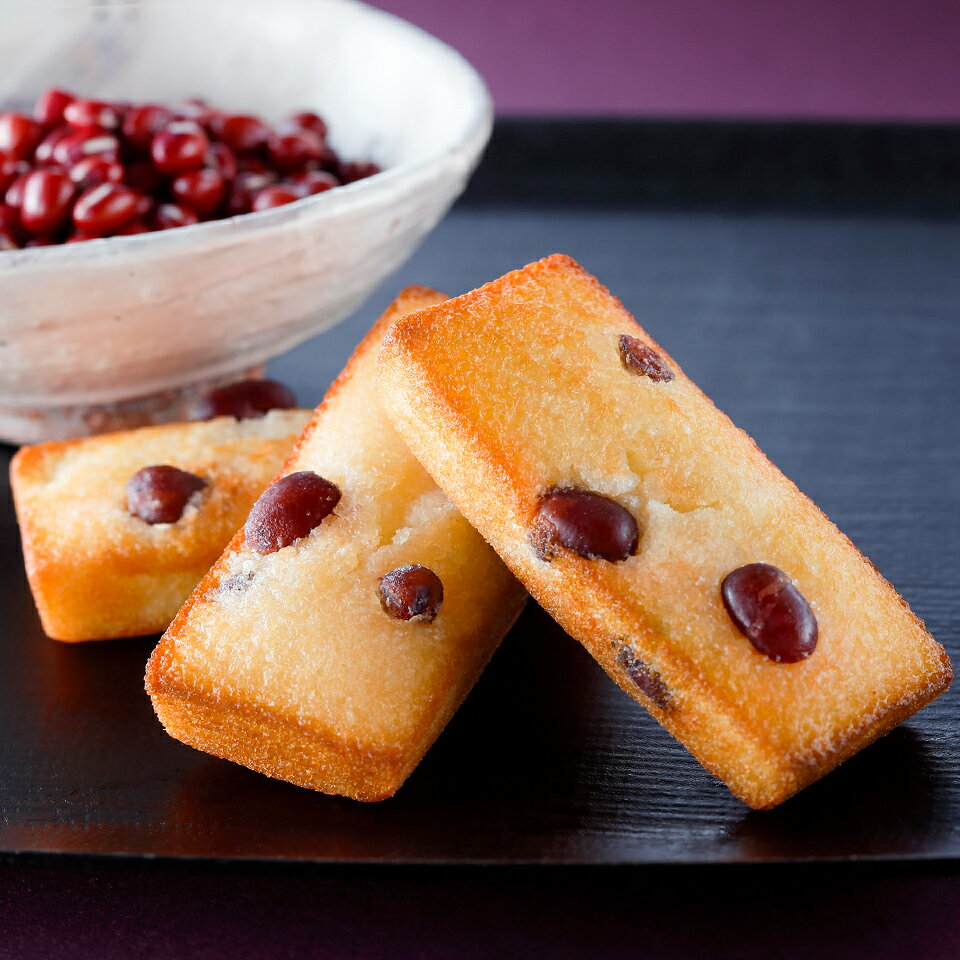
left=379, top=253, right=952, bottom=810
left=145, top=287, right=527, bottom=802
left=150, top=690, right=405, bottom=801
left=9, top=417, right=308, bottom=643
left=11, top=441, right=90, bottom=641
left=148, top=594, right=514, bottom=801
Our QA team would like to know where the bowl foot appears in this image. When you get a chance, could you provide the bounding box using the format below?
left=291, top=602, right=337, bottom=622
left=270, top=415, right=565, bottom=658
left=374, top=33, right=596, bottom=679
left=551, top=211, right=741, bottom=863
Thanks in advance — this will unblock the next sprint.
left=0, top=368, right=265, bottom=446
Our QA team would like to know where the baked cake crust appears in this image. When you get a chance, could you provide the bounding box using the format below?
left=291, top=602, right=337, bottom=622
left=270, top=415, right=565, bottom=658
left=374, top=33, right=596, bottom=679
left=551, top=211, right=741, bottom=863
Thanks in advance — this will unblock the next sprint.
left=146, top=288, right=527, bottom=801
left=11, top=409, right=311, bottom=642
left=377, top=254, right=952, bottom=809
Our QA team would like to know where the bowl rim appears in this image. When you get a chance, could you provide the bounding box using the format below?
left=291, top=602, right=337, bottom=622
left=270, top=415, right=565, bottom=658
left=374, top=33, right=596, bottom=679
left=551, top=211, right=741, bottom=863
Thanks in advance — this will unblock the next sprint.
left=0, top=0, right=493, bottom=267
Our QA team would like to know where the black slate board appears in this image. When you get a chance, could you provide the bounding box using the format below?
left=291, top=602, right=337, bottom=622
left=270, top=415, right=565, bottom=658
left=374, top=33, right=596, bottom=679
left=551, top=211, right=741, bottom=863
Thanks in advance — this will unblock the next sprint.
left=2, top=124, right=959, bottom=865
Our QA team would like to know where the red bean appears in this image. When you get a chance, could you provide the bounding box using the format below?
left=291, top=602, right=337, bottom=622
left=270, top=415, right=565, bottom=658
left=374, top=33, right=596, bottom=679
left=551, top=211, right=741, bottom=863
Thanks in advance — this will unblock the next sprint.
left=205, top=142, right=238, bottom=181
left=193, top=379, right=297, bottom=420
left=616, top=646, right=671, bottom=708
left=73, top=183, right=141, bottom=234
left=378, top=565, right=444, bottom=622
left=0, top=112, right=42, bottom=161
left=69, top=156, right=124, bottom=190
left=252, top=185, right=301, bottom=211
left=212, top=114, right=269, bottom=153
left=34, top=88, right=75, bottom=127
left=337, top=160, right=380, bottom=183
left=51, top=126, right=119, bottom=167
left=126, top=465, right=207, bottom=524
left=245, top=471, right=341, bottom=554
left=34, top=125, right=71, bottom=165
left=531, top=488, right=639, bottom=562
left=171, top=168, right=225, bottom=216
left=267, top=129, right=323, bottom=173
left=285, top=111, right=328, bottom=140
left=721, top=563, right=818, bottom=663
left=64, top=99, right=120, bottom=130
left=286, top=170, right=338, bottom=195
left=0, top=228, right=17, bottom=250
left=153, top=202, right=199, bottom=230
left=19, top=169, right=75, bottom=235
left=151, top=121, right=209, bottom=175
left=122, top=104, right=173, bottom=151
left=618, top=334, right=675, bottom=382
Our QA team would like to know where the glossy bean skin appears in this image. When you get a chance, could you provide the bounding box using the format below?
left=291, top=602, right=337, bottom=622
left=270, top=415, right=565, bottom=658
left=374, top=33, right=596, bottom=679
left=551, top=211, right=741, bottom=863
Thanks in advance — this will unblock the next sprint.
left=19, top=169, right=75, bottom=235
left=245, top=471, right=341, bottom=555
left=171, top=169, right=225, bottom=216
left=252, top=185, right=301, bottom=211
left=721, top=563, right=818, bottom=663
left=63, top=99, right=120, bottom=130
left=150, top=122, right=209, bottom=175
left=72, top=183, right=141, bottom=234
left=379, top=565, right=444, bottom=622
left=34, top=88, right=75, bottom=127
left=531, top=488, right=639, bottom=563
left=126, top=465, right=207, bottom=525
left=193, top=379, right=297, bottom=421
left=0, top=112, right=42, bottom=161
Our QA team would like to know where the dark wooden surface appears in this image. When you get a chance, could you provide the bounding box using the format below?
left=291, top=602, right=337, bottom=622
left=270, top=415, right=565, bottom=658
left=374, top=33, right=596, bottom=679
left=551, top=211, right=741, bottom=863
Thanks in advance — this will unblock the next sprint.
left=3, top=118, right=960, bottom=958
left=2, top=195, right=958, bottom=867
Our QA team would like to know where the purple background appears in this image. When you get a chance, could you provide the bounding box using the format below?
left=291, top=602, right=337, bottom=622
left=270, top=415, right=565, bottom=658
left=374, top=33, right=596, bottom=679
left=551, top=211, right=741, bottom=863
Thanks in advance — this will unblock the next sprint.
left=3, top=860, right=960, bottom=959
left=377, top=0, right=960, bottom=120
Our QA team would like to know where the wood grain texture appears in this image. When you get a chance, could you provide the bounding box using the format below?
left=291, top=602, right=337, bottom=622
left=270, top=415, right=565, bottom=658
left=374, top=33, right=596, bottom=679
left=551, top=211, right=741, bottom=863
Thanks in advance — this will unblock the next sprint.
left=1, top=199, right=958, bottom=865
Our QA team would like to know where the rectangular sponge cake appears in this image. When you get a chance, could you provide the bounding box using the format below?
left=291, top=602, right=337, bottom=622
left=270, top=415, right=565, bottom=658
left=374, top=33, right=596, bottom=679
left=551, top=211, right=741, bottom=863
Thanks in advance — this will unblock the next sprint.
left=146, top=288, right=527, bottom=801
left=11, top=409, right=311, bottom=642
left=377, top=254, right=952, bottom=809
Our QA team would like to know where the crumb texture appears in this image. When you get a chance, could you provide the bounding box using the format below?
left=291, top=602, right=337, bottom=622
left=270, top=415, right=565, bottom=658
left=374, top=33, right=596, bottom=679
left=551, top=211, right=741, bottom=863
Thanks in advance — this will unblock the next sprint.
left=377, top=254, right=952, bottom=809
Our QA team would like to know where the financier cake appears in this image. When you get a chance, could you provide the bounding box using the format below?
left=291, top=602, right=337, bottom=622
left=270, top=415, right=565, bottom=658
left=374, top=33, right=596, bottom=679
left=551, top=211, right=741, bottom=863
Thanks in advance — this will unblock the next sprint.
left=146, top=288, right=527, bottom=801
left=377, top=254, right=952, bottom=809
left=11, top=407, right=311, bottom=642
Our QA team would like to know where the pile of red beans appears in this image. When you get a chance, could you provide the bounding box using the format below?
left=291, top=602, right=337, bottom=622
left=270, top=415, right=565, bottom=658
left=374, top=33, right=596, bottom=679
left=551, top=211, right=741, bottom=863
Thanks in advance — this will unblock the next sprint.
left=0, top=89, right=380, bottom=249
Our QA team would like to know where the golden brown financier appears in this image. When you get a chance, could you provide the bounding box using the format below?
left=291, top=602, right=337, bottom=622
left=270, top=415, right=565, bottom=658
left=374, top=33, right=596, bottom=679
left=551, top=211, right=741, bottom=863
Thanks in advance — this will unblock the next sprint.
left=11, top=409, right=311, bottom=641
left=146, top=288, right=527, bottom=801
left=377, top=254, right=952, bottom=809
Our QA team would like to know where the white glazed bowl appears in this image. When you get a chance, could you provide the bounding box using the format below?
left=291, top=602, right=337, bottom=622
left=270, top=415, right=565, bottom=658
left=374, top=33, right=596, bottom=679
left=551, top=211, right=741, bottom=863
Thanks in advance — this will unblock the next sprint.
left=0, top=0, right=491, bottom=443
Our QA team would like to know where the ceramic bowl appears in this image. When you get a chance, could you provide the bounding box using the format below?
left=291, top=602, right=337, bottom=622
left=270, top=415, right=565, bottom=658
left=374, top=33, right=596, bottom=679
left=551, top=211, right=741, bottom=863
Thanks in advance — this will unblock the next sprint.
left=0, top=0, right=491, bottom=443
